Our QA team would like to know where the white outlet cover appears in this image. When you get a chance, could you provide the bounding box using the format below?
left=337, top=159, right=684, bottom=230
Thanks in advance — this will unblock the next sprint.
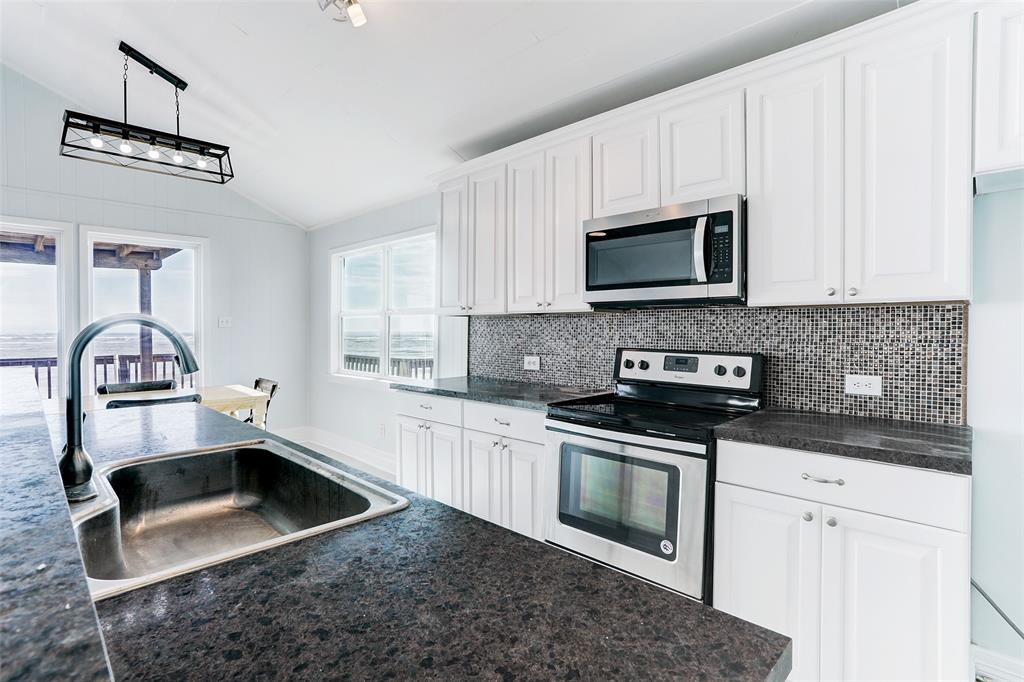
left=523, top=355, right=541, bottom=371
left=218, top=316, right=232, bottom=329
left=845, top=374, right=882, bottom=396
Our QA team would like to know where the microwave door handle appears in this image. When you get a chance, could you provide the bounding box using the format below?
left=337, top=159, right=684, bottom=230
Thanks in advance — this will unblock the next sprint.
left=693, top=216, right=708, bottom=283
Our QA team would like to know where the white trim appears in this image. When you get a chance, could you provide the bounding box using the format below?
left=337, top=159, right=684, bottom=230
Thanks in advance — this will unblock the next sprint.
left=974, top=645, right=1024, bottom=682
left=78, top=225, right=209, bottom=392
left=325, top=223, right=437, bottom=257
left=278, top=426, right=396, bottom=481
left=0, top=216, right=72, bottom=399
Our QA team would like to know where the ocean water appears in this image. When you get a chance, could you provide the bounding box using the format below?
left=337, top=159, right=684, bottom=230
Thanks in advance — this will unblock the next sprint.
left=0, top=332, right=195, bottom=359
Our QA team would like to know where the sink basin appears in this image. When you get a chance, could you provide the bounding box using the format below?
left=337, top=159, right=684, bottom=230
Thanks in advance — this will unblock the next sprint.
left=71, top=439, right=408, bottom=600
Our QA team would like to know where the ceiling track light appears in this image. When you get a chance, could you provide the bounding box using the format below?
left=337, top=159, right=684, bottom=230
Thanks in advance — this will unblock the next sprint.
left=59, top=41, right=234, bottom=184
left=318, top=0, right=367, bottom=28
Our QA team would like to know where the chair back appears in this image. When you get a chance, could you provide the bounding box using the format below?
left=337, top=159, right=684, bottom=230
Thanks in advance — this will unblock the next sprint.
left=250, top=378, right=280, bottom=427
left=106, top=394, right=202, bottom=410
left=97, top=379, right=177, bottom=395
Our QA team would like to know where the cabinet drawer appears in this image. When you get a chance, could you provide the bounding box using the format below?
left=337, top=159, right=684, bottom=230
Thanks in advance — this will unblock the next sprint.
left=463, top=401, right=546, bottom=444
left=716, top=440, right=970, bottom=532
left=396, top=392, right=462, bottom=427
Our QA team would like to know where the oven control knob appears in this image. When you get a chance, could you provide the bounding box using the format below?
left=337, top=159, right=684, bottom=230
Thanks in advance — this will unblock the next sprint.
left=623, top=359, right=635, bottom=369
left=733, top=366, right=747, bottom=378
left=714, top=364, right=727, bottom=376
left=638, top=360, right=650, bottom=370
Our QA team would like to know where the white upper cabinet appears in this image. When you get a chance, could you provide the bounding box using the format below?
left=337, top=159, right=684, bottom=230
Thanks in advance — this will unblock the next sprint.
left=545, top=137, right=592, bottom=312
left=467, top=164, right=507, bottom=314
left=975, top=3, right=1024, bottom=175
left=437, top=177, right=468, bottom=315
left=592, top=116, right=660, bottom=217
left=746, top=58, right=844, bottom=307
left=506, top=152, right=547, bottom=313
left=819, top=505, right=970, bottom=682
left=844, top=16, right=973, bottom=303
left=659, top=90, right=745, bottom=205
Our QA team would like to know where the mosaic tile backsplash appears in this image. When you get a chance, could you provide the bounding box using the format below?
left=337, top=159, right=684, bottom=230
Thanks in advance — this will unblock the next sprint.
left=468, top=304, right=968, bottom=424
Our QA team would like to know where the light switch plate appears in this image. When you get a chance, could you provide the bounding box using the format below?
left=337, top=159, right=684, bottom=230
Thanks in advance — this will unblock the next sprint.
left=845, top=374, right=882, bottom=396
left=218, top=316, right=232, bottom=329
left=523, top=355, right=541, bottom=371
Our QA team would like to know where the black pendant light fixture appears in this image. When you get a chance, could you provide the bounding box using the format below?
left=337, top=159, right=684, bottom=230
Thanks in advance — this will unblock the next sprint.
left=60, top=42, right=233, bottom=184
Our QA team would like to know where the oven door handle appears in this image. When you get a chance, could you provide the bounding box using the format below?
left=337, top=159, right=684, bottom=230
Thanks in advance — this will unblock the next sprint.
left=693, top=215, right=708, bottom=283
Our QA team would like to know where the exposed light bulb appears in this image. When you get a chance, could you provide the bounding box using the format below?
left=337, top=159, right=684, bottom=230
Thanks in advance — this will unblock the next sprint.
left=196, top=157, right=208, bottom=169
left=147, top=144, right=160, bottom=160
left=119, top=138, right=133, bottom=154
left=89, top=135, right=104, bottom=149
left=346, top=0, right=366, bottom=27
left=172, top=148, right=184, bottom=164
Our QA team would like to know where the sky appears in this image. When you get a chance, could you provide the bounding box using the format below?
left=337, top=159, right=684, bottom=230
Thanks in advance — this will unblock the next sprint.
left=0, top=246, right=195, bottom=335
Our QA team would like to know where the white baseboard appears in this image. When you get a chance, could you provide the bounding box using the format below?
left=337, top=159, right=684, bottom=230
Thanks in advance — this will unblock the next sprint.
left=274, top=425, right=395, bottom=482
left=975, top=645, right=1024, bottom=682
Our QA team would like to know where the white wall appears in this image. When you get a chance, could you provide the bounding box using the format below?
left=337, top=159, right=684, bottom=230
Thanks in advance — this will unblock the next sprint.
left=0, top=65, right=309, bottom=428
left=969, top=189, right=1024, bottom=661
left=305, top=193, right=438, bottom=474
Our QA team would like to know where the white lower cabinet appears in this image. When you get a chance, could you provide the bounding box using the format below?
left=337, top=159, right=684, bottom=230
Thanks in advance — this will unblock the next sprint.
left=501, top=437, right=544, bottom=540
left=424, top=422, right=463, bottom=510
left=396, top=415, right=427, bottom=494
left=714, top=449, right=970, bottom=682
left=463, top=428, right=504, bottom=525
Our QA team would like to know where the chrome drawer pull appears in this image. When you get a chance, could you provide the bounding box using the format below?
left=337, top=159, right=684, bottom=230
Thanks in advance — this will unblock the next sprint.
left=419, top=404, right=433, bottom=410
left=802, top=511, right=814, bottom=522
left=802, top=472, right=845, bottom=486
left=493, top=417, right=511, bottom=426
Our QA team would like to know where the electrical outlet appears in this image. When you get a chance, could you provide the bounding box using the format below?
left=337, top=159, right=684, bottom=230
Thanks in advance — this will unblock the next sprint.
left=218, top=316, right=232, bottom=329
left=523, top=355, right=541, bottom=371
left=845, top=374, right=882, bottom=396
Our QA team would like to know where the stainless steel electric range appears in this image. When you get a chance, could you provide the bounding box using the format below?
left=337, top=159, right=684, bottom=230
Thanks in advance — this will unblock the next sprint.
left=544, top=348, right=765, bottom=603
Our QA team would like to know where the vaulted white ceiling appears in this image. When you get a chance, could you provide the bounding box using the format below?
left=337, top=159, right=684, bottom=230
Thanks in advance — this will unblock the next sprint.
left=0, top=0, right=901, bottom=228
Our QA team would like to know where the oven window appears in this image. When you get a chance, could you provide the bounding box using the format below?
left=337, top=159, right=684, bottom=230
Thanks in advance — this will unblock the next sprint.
left=586, top=217, right=699, bottom=290
left=559, top=443, right=680, bottom=560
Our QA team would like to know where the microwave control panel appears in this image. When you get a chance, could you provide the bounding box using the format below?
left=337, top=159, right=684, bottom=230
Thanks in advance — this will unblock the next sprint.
left=708, top=213, right=733, bottom=284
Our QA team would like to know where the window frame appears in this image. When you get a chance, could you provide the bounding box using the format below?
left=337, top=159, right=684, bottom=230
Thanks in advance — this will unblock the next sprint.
left=329, top=226, right=438, bottom=384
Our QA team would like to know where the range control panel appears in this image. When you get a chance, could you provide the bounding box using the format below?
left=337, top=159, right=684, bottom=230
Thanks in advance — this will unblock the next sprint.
left=616, top=349, right=760, bottom=391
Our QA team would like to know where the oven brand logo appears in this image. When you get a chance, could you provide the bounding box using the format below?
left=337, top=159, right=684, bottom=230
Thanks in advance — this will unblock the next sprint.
left=660, top=540, right=674, bottom=555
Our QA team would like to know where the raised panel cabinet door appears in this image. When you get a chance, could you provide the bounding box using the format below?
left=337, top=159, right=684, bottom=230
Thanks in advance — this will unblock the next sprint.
left=592, top=117, right=660, bottom=218
left=975, top=4, right=1024, bottom=174
left=425, top=422, right=463, bottom=511
left=506, top=152, right=546, bottom=313
left=545, top=137, right=592, bottom=312
left=713, top=483, right=823, bottom=682
left=844, top=16, right=973, bottom=303
left=462, top=429, right=503, bottom=525
left=438, top=176, right=469, bottom=314
left=396, top=415, right=426, bottom=495
left=500, top=437, right=545, bottom=540
left=468, top=164, right=507, bottom=314
left=659, top=89, right=745, bottom=205
left=746, top=58, right=844, bottom=307
left=819, top=506, right=970, bottom=682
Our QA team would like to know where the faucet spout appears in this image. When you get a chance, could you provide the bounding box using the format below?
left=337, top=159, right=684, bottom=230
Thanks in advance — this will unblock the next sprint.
left=61, top=313, right=199, bottom=502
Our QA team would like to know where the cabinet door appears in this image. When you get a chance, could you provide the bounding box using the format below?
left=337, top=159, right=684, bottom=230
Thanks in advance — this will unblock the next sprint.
left=592, top=117, right=659, bottom=217
left=975, top=4, right=1024, bottom=174
left=819, top=506, right=970, bottom=682
left=501, top=437, right=545, bottom=540
left=462, top=429, right=503, bottom=524
left=545, top=137, right=592, bottom=312
left=659, top=90, right=745, bottom=205
left=438, top=177, right=468, bottom=315
left=467, top=164, right=507, bottom=315
left=396, top=415, right=426, bottom=494
left=506, top=153, right=546, bottom=313
left=713, top=483, right=822, bottom=682
left=746, top=58, right=844, bottom=307
left=844, top=17, right=973, bottom=303
left=425, top=422, right=463, bottom=510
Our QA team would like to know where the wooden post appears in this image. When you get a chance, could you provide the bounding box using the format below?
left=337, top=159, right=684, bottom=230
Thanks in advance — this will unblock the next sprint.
left=139, top=268, right=153, bottom=381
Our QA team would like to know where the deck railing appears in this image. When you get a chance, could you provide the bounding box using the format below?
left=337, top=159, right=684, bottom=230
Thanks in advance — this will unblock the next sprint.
left=343, top=354, right=434, bottom=380
left=1, top=354, right=194, bottom=398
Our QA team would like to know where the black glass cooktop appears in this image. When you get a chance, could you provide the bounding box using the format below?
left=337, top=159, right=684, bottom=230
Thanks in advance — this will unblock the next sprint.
left=547, top=393, right=743, bottom=444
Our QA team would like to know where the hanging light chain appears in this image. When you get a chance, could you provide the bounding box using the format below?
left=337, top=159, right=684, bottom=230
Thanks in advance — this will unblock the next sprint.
left=122, top=54, right=129, bottom=125
left=174, top=87, right=180, bottom=136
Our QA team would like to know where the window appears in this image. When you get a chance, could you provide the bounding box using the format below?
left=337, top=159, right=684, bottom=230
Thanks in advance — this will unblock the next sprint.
left=333, top=232, right=436, bottom=381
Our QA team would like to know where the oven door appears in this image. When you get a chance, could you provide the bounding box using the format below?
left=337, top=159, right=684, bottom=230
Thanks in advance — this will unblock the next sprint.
left=544, top=422, right=709, bottom=600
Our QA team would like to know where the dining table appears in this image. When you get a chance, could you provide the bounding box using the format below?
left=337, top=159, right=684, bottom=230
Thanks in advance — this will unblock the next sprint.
left=42, top=384, right=271, bottom=428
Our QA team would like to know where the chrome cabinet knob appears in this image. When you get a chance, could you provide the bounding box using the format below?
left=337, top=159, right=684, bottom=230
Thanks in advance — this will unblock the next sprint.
left=417, top=423, right=424, bottom=429
left=825, top=287, right=836, bottom=297
left=491, top=441, right=500, bottom=447
left=424, top=424, right=431, bottom=431
left=536, top=302, right=543, bottom=307
left=847, top=287, right=858, bottom=297
left=802, top=511, right=814, bottom=522
left=826, top=517, right=838, bottom=527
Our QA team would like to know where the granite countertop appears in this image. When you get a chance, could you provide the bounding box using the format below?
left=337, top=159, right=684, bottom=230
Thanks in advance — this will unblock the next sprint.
left=715, top=407, right=972, bottom=475
left=3, top=379, right=793, bottom=681
left=391, top=375, right=597, bottom=410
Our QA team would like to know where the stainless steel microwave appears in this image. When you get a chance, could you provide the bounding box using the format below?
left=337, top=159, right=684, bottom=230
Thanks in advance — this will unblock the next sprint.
left=582, top=194, right=745, bottom=307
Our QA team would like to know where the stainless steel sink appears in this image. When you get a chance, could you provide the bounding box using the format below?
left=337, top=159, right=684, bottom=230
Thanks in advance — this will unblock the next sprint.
left=71, top=439, right=408, bottom=600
